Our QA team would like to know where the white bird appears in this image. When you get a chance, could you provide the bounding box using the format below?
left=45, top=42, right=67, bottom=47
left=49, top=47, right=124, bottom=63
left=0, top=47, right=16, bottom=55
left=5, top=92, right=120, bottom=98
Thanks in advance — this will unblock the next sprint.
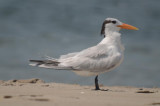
left=30, top=18, right=138, bottom=90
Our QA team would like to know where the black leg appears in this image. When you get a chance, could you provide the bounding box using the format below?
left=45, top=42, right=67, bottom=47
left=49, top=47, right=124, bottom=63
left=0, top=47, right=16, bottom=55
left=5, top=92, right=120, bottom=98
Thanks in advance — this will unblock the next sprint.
left=95, top=75, right=100, bottom=90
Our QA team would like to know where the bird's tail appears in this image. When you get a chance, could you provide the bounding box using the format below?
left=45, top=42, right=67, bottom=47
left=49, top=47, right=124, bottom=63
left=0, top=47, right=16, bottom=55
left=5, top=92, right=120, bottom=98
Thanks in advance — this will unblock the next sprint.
left=29, top=55, right=74, bottom=70
left=29, top=59, right=62, bottom=69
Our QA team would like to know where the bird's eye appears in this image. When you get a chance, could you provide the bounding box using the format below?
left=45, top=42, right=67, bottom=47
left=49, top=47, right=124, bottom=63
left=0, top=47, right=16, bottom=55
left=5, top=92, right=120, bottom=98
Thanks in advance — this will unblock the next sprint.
left=112, top=21, right=117, bottom=24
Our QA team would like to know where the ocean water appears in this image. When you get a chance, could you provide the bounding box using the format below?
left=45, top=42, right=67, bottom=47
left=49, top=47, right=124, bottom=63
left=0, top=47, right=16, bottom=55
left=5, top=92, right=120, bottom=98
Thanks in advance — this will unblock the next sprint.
left=0, top=0, right=160, bottom=87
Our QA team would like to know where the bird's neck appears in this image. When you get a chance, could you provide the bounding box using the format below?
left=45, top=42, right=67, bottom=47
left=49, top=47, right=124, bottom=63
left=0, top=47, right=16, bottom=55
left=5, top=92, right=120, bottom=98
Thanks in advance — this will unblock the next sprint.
left=100, top=32, right=124, bottom=52
left=103, top=27, right=120, bottom=37
left=101, top=31, right=121, bottom=43
left=100, top=31, right=122, bottom=45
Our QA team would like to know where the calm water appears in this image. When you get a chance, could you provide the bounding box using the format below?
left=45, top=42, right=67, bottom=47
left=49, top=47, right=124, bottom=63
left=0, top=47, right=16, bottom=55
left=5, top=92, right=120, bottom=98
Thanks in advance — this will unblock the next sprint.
left=0, top=0, right=160, bottom=87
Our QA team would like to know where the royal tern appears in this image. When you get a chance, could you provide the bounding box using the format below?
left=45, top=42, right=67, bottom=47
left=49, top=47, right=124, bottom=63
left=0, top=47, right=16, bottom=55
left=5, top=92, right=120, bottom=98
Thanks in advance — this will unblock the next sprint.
left=30, top=18, right=138, bottom=90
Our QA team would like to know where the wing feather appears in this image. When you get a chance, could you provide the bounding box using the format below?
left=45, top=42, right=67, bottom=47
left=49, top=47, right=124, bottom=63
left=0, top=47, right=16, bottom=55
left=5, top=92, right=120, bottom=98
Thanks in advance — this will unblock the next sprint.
left=60, top=44, right=122, bottom=73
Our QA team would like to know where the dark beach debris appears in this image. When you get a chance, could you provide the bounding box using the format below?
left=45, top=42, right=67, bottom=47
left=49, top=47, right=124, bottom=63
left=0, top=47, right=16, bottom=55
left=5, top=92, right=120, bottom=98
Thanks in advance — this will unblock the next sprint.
left=41, top=84, right=50, bottom=87
left=3, top=95, right=13, bottom=99
left=19, top=95, right=49, bottom=102
left=0, top=78, right=45, bottom=86
left=29, top=98, right=50, bottom=102
left=136, top=90, right=155, bottom=93
left=151, top=102, right=160, bottom=105
left=19, top=95, right=43, bottom=97
left=30, top=95, right=43, bottom=97
left=139, top=88, right=143, bottom=90
left=2, top=78, right=44, bottom=84
left=100, top=89, right=109, bottom=91
left=16, top=78, right=45, bottom=83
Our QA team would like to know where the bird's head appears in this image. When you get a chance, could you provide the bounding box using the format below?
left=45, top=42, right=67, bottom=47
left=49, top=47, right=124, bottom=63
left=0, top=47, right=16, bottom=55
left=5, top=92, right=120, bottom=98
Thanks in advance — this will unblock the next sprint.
left=101, top=18, right=138, bottom=36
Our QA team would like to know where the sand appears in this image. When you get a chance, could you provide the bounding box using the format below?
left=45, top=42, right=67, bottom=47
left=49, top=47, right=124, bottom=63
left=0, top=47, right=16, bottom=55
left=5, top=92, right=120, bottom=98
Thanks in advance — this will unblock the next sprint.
left=0, top=78, right=159, bottom=106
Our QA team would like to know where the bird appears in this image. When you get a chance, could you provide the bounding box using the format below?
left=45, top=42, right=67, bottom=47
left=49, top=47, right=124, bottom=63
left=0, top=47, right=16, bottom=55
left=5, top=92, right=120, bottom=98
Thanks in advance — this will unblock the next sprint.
left=29, top=18, right=138, bottom=90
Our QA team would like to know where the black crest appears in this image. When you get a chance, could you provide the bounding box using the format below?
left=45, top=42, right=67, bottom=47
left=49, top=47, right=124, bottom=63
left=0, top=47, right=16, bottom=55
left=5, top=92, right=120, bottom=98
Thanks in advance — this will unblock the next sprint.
left=100, top=20, right=112, bottom=37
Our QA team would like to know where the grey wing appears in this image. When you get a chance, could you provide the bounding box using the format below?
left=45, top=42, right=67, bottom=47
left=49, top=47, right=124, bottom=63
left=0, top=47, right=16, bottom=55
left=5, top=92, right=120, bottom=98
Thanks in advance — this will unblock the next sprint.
left=76, top=44, right=108, bottom=58
left=61, top=44, right=121, bottom=71
left=60, top=44, right=107, bottom=60
left=60, top=52, right=78, bottom=59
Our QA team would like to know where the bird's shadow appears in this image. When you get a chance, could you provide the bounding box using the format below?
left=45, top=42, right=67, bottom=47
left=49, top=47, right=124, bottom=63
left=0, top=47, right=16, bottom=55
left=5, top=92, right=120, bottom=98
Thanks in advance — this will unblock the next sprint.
left=92, top=89, right=109, bottom=91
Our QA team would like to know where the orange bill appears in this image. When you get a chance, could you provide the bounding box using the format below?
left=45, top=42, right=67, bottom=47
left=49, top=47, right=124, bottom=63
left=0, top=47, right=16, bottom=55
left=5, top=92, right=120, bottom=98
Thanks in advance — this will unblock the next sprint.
left=117, top=23, right=139, bottom=30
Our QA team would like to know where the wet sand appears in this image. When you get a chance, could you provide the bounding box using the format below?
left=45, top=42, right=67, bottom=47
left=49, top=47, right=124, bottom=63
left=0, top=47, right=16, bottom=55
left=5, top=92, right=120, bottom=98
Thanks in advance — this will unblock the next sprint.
left=0, top=78, right=159, bottom=106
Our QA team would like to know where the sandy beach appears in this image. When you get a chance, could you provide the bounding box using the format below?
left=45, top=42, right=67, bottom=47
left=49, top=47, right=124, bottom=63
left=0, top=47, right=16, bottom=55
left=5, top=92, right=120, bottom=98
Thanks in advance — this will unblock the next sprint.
left=0, top=78, right=159, bottom=106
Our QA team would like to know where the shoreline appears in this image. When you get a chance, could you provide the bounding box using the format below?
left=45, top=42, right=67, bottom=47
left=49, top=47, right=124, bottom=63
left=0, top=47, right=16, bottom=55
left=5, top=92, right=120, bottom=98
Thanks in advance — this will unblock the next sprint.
left=0, top=78, right=160, bottom=106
